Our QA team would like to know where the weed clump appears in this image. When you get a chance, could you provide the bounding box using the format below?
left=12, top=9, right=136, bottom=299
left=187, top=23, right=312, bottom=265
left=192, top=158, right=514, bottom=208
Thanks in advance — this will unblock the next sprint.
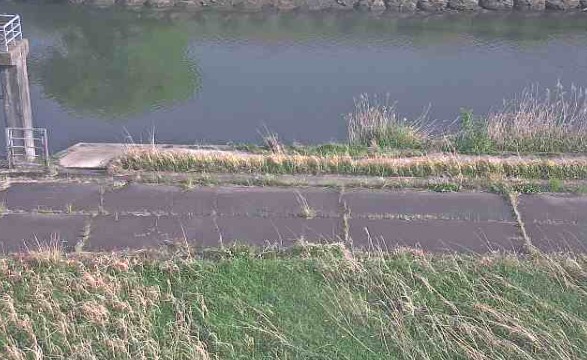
left=487, top=84, right=587, bottom=153
left=454, top=108, right=494, bottom=154
left=347, top=94, right=428, bottom=149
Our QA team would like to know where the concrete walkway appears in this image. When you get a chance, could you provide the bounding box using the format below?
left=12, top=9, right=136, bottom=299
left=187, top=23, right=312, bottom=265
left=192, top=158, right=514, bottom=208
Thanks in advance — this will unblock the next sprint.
left=0, top=181, right=585, bottom=253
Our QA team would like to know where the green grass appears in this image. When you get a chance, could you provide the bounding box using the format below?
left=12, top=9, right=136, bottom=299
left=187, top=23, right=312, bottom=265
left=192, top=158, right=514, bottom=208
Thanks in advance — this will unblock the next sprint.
left=1, top=245, right=587, bottom=359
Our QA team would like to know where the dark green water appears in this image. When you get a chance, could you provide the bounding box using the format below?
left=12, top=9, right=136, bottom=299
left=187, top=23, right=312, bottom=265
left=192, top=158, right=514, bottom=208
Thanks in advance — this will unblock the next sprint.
left=1, top=2, right=587, bottom=151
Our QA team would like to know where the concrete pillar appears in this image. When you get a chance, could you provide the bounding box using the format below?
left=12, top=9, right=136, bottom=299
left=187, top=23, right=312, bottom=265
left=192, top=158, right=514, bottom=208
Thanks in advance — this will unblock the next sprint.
left=0, top=39, right=35, bottom=161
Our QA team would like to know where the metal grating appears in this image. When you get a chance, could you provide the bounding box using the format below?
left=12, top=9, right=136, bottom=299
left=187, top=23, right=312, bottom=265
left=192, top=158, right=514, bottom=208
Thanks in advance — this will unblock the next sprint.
left=5, top=127, right=49, bottom=168
left=0, top=14, right=22, bottom=53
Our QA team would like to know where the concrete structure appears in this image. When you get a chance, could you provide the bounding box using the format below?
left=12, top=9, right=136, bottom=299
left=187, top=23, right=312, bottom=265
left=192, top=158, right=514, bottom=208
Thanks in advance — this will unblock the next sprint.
left=1, top=15, right=35, bottom=161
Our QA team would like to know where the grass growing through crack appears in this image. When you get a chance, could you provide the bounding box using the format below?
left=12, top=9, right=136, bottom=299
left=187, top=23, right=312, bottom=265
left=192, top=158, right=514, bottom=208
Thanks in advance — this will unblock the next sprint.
left=295, top=191, right=316, bottom=219
left=1, top=244, right=586, bottom=359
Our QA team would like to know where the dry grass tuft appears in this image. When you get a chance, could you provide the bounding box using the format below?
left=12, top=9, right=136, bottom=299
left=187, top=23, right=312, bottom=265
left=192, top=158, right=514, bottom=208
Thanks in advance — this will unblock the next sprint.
left=347, top=94, right=429, bottom=149
left=488, top=84, right=587, bottom=152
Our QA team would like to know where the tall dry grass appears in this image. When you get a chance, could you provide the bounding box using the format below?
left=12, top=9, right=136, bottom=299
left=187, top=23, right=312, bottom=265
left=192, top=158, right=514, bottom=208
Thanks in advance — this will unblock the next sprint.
left=487, top=84, right=587, bottom=152
left=115, top=148, right=587, bottom=180
left=321, top=249, right=587, bottom=359
left=347, top=94, right=429, bottom=149
left=1, top=245, right=586, bottom=359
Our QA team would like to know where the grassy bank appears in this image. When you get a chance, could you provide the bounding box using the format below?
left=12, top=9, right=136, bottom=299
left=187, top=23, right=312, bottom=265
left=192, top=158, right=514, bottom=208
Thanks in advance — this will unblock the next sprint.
left=1, top=245, right=587, bottom=359
left=113, top=85, right=587, bottom=179
left=344, top=86, right=587, bottom=154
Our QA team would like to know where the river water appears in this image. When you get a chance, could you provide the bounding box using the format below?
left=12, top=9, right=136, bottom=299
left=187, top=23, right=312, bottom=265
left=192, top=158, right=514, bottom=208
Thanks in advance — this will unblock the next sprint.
left=1, top=2, right=587, bottom=151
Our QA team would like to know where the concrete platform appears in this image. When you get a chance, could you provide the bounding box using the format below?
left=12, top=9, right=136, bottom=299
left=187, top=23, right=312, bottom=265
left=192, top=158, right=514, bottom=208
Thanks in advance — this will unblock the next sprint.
left=58, top=143, right=128, bottom=169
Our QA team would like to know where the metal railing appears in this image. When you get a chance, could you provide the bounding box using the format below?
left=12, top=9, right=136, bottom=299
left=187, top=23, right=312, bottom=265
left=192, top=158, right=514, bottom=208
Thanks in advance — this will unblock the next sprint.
left=0, top=14, right=22, bottom=53
left=5, top=127, right=49, bottom=168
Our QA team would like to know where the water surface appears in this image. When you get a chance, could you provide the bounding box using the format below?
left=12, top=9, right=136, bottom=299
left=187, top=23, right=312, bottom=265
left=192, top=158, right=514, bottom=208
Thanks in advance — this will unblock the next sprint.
left=1, top=3, right=587, bottom=151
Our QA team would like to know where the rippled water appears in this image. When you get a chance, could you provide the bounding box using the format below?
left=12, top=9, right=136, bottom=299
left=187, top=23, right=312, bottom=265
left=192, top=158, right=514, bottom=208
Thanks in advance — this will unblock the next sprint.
left=1, top=2, right=587, bottom=151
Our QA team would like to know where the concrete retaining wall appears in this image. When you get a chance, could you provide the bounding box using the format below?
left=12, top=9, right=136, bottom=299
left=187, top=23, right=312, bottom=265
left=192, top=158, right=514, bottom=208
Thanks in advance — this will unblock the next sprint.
left=58, top=0, right=587, bottom=11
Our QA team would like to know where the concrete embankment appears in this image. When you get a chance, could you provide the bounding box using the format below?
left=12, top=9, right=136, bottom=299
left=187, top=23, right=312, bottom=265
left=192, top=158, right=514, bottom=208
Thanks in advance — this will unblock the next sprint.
left=25, top=0, right=587, bottom=12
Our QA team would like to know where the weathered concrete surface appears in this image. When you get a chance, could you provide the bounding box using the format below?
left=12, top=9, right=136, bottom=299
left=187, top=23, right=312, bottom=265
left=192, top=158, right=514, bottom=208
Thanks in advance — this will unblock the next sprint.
left=342, top=190, right=513, bottom=221
left=0, top=214, right=87, bottom=253
left=58, top=143, right=127, bottom=169
left=215, top=216, right=341, bottom=246
left=3, top=181, right=587, bottom=253
left=518, top=194, right=587, bottom=252
left=5, top=182, right=102, bottom=212
left=85, top=215, right=339, bottom=251
left=85, top=215, right=216, bottom=251
left=216, top=187, right=340, bottom=217
left=518, top=194, right=587, bottom=223
left=523, top=223, right=587, bottom=252
left=349, top=219, right=522, bottom=252
left=102, top=183, right=179, bottom=214
left=102, top=183, right=218, bottom=215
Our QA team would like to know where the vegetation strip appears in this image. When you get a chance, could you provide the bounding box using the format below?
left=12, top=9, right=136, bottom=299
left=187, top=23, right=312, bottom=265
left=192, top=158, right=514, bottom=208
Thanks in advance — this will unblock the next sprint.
left=1, top=244, right=586, bottom=359
left=114, top=149, right=587, bottom=180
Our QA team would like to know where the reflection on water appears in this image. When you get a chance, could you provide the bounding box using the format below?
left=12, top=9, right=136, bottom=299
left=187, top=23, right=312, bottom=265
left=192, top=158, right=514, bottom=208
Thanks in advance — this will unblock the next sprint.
left=1, top=2, right=587, bottom=150
left=28, top=8, right=200, bottom=118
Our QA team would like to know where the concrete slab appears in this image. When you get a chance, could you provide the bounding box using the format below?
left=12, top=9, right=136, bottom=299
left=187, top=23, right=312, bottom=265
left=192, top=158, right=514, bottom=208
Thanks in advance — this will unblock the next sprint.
left=171, top=188, right=218, bottom=216
left=518, top=194, right=587, bottom=223
left=215, top=216, right=341, bottom=246
left=103, top=184, right=219, bottom=215
left=5, top=183, right=102, bottom=212
left=86, top=215, right=177, bottom=251
left=102, top=183, right=176, bottom=214
left=524, top=223, right=587, bottom=252
left=58, top=143, right=127, bottom=169
left=0, top=214, right=88, bottom=253
left=342, top=190, right=513, bottom=221
left=216, top=187, right=340, bottom=217
left=86, top=215, right=221, bottom=251
left=349, top=219, right=522, bottom=253
left=85, top=215, right=338, bottom=250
